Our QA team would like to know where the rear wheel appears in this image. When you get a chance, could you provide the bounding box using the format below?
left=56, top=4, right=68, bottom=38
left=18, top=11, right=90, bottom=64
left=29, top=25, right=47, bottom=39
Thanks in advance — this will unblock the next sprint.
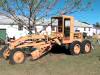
left=9, top=48, right=25, bottom=64
left=70, top=41, right=81, bottom=55
left=81, top=40, right=91, bottom=54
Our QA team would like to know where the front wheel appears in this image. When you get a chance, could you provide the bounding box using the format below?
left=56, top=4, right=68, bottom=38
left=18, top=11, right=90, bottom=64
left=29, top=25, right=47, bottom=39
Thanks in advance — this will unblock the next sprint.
left=9, top=48, right=25, bottom=64
left=69, top=41, right=81, bottom=55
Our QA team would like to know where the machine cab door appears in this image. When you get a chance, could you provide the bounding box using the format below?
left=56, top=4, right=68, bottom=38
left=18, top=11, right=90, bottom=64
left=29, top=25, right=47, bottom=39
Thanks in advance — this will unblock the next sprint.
left=64, top=18, right=70, bottom=39
left=51, top=16, right=74, bottom=42
left=51, top=17, right=63, bottom=33
left=63, top=16, right=74, bottom=43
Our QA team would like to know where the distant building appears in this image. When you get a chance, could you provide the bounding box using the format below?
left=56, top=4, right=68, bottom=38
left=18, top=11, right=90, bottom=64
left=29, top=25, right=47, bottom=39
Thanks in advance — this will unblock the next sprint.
left=92, top=27, right=100, bottom=35
left=0, top=14, right=29, bottom=39
left=74, top=20, right=93, bottom=36
left=0, top=14, right=100, bottom=40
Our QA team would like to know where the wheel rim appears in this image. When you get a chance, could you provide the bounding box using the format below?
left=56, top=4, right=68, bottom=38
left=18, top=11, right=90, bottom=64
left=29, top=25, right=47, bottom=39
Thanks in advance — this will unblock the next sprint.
left=85, top=43, right=91, bottom=52
left=74, top=44, right=80, bottom=54
left=13, top=51, right=24, bottom=64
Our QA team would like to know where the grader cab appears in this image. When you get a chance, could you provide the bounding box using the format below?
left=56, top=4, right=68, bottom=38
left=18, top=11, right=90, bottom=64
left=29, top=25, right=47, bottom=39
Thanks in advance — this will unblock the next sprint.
left=0, top=15, right=91, bottom=64
left=51, top=16, right=83, bottom=42
left=51, top=15, right=86, bottom=55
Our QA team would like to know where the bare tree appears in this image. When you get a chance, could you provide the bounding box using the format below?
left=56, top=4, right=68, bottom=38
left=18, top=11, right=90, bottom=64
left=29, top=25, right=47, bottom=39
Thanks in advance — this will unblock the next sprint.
left=0, top=0, right=93, bottom=34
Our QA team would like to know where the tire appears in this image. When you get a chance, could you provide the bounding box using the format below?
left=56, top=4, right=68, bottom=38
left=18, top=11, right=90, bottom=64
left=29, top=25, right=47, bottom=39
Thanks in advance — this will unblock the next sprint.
left=69, top=41, right=81, bottom=55
left=0, top=45, right=8, bottom=59
left=81, top=40, right=91, bottom=54
left=9, top=48, right=25, bottom=64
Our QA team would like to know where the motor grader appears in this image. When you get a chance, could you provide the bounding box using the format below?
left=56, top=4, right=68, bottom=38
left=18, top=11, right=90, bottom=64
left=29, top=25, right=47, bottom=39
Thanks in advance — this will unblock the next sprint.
left=0, top=15, right=91, bottom=64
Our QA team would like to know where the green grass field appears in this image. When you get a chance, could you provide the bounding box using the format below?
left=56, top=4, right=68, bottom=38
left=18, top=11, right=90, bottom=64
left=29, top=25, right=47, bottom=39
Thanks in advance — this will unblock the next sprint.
left=0, top=45, right=100, bottom=75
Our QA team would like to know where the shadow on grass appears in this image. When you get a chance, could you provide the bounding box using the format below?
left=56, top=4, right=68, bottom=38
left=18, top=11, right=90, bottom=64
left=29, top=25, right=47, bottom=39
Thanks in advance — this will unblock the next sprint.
left=50, top=44, right=71, bottom=55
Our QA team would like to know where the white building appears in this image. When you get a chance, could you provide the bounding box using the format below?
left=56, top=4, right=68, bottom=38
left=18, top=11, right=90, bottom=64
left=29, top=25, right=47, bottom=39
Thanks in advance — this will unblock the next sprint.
left=74, top=20, right=94, bottom=36
left=0, top=14, right=100, bottom=40
left=92, top=27, right=100, bottom=35
left=0, top=14, right=29, bottom=39
left=0, top=14, right=51, bottom=39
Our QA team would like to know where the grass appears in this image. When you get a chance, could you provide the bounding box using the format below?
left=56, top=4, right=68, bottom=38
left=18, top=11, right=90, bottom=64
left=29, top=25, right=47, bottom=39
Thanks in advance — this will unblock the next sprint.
left=0, top=45, right=100, bottom=75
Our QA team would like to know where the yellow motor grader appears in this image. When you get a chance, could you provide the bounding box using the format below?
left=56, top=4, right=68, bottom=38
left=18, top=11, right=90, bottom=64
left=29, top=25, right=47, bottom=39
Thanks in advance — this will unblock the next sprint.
left=0, top=15, right=91, bottom=64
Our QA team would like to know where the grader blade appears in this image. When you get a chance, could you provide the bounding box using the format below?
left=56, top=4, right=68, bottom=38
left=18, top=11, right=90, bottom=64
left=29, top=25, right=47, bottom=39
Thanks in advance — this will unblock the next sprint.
left=31, top=43, right=51, bottom=60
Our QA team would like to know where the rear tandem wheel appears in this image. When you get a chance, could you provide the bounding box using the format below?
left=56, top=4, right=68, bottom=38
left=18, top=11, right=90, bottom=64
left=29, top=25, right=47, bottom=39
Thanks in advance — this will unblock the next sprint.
left=81, top=40, right=91, bottom=54
left=69, top=41, right=81, bottom=55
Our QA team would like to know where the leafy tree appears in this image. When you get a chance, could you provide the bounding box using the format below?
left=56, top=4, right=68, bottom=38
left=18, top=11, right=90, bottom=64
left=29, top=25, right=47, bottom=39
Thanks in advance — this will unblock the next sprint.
left=94, top=22, right=100, bottom=28
left=0, top=0, right=93, bottom=34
